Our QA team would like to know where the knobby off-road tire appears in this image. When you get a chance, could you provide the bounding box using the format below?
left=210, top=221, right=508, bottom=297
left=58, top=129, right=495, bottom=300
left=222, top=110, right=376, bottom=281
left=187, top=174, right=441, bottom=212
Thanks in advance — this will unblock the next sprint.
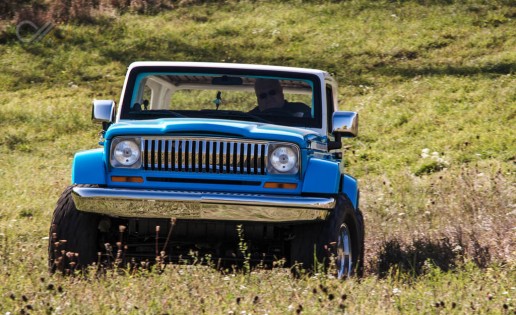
left=48, top=185, right=102, bottom=273
left=290, top=194, right=365, bottom=278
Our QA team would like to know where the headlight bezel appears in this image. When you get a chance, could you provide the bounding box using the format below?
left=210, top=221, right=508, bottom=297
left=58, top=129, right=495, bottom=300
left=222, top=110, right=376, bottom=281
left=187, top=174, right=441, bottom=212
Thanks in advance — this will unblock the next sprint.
left=110, top=137, right=142, bottom=169
left=267, top=143, right=300, bottom=175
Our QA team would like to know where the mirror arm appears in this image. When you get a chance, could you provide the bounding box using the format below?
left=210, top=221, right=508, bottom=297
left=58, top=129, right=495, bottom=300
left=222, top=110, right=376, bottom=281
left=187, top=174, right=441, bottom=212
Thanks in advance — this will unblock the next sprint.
left=102, top=121, right=111, bottom=132
left=328, top=133, right=342, bottom=150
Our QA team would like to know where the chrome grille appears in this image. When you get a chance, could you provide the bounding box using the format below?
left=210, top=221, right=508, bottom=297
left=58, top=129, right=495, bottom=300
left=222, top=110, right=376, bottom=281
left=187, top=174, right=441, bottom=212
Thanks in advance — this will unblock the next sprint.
left=142, top=137, right=268, bottom=174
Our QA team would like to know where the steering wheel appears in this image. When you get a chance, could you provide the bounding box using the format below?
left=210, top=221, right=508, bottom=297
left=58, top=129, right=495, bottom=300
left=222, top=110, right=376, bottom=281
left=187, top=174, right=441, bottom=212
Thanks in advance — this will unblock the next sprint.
left=260, top=107, right=295, bottom=116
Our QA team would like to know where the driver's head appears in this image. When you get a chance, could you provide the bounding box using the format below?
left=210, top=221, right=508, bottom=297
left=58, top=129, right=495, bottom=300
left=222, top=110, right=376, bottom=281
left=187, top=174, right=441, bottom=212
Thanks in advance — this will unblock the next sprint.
left=254, top=79, right=285, bottom=111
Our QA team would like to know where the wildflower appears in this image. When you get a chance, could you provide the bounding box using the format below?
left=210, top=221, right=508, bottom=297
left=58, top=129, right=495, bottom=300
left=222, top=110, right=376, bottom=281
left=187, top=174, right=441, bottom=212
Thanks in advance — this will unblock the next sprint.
left=392, top=288, right=401, bottom=295
left=453, top=245, right=463, bottom=253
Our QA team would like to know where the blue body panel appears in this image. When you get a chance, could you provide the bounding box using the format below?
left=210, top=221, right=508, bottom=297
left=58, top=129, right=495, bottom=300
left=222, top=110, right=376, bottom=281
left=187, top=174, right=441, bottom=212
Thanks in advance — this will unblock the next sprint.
left=78, top=118, right=356, bottom=200
left=341, top=174, right=359, bottom=210
left=101, top=118, right=331, bottom=194
left=72, top=149, right=107, bottom=185
left=107, top=169, right=303, bottom=194
left=106, top=119, right=322, bottom=147
left=301, top=158, right=340, bottom=194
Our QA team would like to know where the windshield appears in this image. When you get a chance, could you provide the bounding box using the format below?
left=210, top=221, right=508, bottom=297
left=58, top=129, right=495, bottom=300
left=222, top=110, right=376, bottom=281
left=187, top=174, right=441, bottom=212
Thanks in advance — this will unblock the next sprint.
left=121, top=71, right=322, bottom=128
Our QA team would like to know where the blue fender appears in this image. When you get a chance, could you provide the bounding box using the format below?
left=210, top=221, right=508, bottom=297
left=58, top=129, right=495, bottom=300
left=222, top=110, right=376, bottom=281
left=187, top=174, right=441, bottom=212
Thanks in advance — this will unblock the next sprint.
left=72, top=148, right=107, bottom=185
left=341, top=174, right=359, bottom=210
left=301, top=158, right=340, bottom=194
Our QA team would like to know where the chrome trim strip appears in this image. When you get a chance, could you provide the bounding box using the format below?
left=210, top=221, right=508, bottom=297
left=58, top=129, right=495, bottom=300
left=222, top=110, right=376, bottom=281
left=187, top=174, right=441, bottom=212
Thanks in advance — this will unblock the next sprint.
left=72, top=187, right=334, bottom=222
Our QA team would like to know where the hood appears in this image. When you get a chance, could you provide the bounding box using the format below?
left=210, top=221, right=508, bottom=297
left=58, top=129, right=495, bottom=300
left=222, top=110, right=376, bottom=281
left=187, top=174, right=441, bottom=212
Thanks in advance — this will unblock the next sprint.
left=105, top=118, right=324, bottom=148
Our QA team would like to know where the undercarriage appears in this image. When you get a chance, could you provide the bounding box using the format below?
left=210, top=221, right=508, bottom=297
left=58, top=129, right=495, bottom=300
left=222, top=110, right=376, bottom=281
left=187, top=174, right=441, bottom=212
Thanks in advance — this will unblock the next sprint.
left=100, top=217, right=300, bottom=267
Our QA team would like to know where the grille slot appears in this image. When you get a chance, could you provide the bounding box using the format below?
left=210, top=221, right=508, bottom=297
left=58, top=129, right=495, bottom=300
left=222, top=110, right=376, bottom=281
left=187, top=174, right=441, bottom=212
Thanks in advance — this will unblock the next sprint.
left=143, top=138, right=268, bottom=175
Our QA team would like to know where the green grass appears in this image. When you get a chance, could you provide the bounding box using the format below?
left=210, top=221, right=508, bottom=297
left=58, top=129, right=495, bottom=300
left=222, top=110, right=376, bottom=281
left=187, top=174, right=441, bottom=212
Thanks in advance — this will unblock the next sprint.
left=0, top=261, right=514, bottom=314
left=0, top=0, right=515, bottom=313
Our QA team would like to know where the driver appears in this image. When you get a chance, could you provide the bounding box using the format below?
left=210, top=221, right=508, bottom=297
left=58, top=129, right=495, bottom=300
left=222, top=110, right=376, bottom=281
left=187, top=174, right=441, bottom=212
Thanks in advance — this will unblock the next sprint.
left=249, top=79, right=311, bottom=117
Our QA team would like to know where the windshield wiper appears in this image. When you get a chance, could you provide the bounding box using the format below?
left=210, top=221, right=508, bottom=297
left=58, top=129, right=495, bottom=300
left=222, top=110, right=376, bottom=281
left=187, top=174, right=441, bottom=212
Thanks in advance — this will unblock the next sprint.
left=131, top=110, right=186, bottom=118
left=200, top=110, right=271, bottom=123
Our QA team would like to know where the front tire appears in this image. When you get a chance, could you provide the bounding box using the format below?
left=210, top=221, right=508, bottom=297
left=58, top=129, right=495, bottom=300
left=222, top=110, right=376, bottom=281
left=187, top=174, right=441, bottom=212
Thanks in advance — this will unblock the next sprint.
left=48, top=186, right=101, bottom=273
left=290, top=194, right=364, bottom=278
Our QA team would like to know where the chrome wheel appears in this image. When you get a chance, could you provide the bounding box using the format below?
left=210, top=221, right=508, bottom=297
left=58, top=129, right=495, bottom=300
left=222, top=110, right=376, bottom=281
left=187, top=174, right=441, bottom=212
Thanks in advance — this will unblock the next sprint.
left=336, top=223, right=353, bottom=279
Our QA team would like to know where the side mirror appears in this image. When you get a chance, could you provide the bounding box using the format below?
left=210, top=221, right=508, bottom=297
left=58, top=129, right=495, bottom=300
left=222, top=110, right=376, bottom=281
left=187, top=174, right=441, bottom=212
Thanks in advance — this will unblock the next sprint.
left=332, top=111, right=358, bottom=138
left=328, top=111, right=358, bottom=150
left=92, top=100, right=115, bottom=124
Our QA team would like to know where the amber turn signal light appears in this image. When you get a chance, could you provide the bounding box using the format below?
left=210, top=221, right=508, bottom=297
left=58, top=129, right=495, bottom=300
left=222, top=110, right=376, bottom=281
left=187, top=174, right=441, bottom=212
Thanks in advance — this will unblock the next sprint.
left=111, top=176, right=144, bottom=183
left=263, top=182, right=297, bottom=189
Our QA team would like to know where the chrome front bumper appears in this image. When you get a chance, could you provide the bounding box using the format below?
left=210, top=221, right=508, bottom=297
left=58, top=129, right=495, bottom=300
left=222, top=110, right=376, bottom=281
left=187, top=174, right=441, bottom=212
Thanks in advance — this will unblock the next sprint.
left=71, top=187, right=335, bottom=222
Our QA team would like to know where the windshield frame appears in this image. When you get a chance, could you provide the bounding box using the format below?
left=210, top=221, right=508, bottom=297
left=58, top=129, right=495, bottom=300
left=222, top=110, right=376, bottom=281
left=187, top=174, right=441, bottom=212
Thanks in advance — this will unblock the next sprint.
left=120, top=66, right=323, bottom=128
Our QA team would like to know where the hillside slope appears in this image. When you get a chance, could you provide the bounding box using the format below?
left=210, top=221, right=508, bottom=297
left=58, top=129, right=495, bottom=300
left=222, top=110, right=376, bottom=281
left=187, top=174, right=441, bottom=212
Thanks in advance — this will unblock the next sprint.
left=0, top=1, right=514, bottom=313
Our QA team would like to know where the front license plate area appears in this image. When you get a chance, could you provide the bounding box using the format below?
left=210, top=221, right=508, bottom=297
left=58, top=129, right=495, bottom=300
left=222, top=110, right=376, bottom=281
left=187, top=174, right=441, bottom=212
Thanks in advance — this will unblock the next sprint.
left=142, top=199, right=202, bottom=218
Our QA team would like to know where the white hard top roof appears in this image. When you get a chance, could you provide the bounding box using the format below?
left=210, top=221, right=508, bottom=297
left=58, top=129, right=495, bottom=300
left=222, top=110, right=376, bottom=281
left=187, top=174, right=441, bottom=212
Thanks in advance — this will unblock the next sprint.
left=128, top=61, right=331, bottom=78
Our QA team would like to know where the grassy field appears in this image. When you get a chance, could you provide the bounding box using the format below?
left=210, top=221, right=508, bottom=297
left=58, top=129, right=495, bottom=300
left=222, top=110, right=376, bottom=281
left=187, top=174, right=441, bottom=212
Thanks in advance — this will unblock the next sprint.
left=0, top=0, right=515, bottom=313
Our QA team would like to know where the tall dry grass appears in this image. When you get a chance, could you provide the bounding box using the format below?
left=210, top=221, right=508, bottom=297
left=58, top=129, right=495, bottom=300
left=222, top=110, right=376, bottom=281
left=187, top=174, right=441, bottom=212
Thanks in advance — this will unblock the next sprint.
left=3, top=0, right=176, bottom=25
left=362, top=164, right=515, bottom=276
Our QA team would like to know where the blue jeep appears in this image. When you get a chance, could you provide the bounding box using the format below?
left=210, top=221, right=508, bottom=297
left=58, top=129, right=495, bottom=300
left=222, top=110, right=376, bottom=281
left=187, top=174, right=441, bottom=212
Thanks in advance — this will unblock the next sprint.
left=49, top=62, right=364, bottom=277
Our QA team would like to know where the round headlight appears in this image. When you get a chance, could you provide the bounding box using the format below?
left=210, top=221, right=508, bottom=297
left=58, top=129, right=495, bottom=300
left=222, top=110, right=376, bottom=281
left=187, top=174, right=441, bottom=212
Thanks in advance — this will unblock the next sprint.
left=113, top=140, right=140, bottom=166
left=270, top=146, right=298, bottom=173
